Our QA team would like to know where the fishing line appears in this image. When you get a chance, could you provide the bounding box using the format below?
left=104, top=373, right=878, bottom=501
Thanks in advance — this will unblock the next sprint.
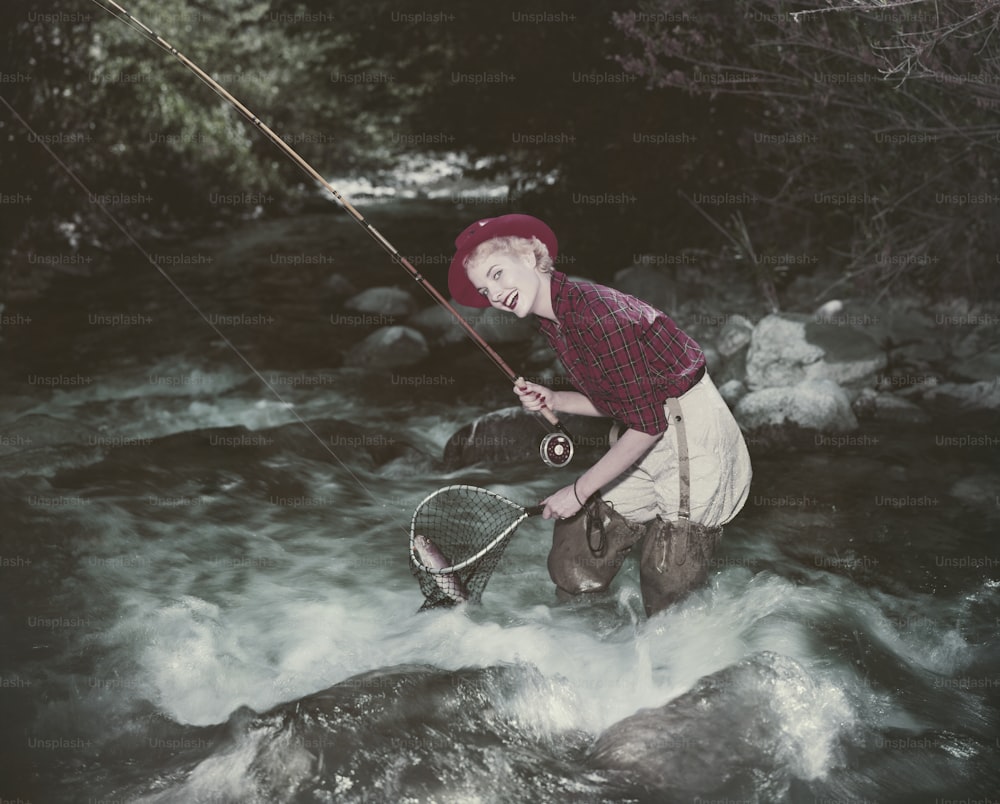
left=7, top=0, right=576, bottom=540
left=84, top=0, right=575, bottom=465
left=0, top=94, right=381, bottom=506
left=1, top=104, right=549, bottom=604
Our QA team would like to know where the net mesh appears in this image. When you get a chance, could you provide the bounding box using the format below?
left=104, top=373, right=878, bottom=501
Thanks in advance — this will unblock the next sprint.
left=409, top=485, right=533, bottom=610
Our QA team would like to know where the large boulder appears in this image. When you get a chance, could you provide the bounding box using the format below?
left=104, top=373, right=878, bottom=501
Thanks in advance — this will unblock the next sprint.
left=745, top=313, right=886, bottom=393
left=589, top=652, right=836, bottom=796
left=745, top=314, right=824, bottom=388
left=813, top=298, right=949, bottom=371
left=344, top=326, right=428, bottom=369
left=443, top=407, right=611, bottom=468
left=804, top=317, right=889, bottom=388
left=734, top=379, right=858, bottom=433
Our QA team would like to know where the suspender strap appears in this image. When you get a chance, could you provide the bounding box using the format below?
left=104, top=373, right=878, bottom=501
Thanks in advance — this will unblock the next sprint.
left=664, top=396, right=691, bottom=569
left=664, top=397, right=691, bottom=522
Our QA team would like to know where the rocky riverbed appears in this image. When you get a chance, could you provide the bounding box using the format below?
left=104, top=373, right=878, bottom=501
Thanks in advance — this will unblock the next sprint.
left=330, top=249, right=1000, bottom=464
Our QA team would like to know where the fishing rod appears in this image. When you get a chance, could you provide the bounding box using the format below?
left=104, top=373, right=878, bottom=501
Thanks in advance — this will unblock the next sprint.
left=86, top=0, right=574, bottom=469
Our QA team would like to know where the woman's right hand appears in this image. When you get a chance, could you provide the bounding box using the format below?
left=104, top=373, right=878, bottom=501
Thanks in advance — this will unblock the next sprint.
left=514, top=380, right=556, bottom=413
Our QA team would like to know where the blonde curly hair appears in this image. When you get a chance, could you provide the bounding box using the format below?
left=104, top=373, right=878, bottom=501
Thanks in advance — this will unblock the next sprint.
left=463, top=235, right=554, bottom=278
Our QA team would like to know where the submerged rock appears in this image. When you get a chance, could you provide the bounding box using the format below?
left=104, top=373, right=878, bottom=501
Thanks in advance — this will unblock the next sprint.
left=344, top=325, right=429, bottom=369
left=955, top=349, right=1000, bottom=383
left=324, top=273, right=358, bottom=296
left=948, top=474, right=1000, bottom=506
left=344, top=286, right=417, bottom=317
left=906, top=379, right=1000, bottom=412
left=0, top=413, right=98, bottom=454
left=0, top=413, right=104, bottom=477
left=853, top=389, right=931, bottom=425
left=409, top=304, right=467, bottom=345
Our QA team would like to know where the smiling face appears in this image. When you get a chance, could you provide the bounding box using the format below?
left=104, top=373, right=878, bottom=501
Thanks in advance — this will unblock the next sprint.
left=463, top=237, right=554, bottom=319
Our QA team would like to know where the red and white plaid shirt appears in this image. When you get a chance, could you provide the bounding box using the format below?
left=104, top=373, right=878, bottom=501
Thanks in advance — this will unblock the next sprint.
left=538, top=271, right=706, bottom=435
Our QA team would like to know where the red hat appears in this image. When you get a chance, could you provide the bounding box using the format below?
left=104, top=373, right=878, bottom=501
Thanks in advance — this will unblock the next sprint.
left=447, top=214, right=558, bottom=308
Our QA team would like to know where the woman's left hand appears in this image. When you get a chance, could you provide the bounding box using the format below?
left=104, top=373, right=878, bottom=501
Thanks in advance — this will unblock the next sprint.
left=541, top=484, right=584, bottom=520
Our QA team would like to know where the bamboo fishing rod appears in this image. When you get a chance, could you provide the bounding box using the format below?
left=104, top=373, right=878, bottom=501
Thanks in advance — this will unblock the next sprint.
left=88, top=0, right=575, bottom=467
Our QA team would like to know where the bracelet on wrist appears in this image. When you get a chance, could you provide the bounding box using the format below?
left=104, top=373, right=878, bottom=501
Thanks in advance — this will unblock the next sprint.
left=573, top=478, right=587, bottom=507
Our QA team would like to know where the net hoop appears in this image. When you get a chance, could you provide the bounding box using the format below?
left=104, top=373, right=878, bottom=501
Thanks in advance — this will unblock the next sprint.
left=408, top=484, right=530, bottom=575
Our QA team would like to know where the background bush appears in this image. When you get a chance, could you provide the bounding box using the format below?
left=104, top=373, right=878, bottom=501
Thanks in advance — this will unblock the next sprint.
left=3, top=0, right=997, bottom=302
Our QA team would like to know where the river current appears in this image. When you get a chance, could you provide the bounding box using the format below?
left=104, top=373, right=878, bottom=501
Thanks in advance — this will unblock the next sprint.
left=1, top=203, right=998, bottom=803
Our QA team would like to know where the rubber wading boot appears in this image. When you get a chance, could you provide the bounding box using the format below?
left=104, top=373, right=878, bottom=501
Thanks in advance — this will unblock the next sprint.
left=639, top=517, right=723, bottom=617
left=547, top=498, right=645, bottom=599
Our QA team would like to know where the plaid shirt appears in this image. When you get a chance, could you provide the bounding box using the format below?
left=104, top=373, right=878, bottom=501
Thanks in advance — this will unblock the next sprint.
left=538, top=271, right=706, bottom=435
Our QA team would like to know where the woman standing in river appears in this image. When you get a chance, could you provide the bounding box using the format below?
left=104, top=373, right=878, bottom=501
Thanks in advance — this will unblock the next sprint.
left=448, top=213, right=752, bottom=616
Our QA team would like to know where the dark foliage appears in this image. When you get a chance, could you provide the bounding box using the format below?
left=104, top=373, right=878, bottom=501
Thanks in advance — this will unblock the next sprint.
left=612, top=0, right=1000, bottom=298
left=2, top=0, right=996, bottom=301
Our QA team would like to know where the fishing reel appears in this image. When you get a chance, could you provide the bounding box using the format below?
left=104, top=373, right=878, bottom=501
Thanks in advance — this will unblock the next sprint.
left=514, top=377, right=574, bottom=467
left=540, top=430, right=574, bottom=468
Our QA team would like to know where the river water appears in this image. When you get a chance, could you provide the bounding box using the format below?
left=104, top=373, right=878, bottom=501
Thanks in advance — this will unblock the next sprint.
left=1, top=202, right=998, bottom=803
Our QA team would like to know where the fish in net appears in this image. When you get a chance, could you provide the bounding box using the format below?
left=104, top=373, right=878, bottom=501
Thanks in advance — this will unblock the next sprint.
left=409, top=485, right=543, bottom=610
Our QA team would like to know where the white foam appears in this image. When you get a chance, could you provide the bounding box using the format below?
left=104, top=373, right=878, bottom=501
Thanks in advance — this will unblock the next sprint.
left=81, top=496, right=872, bottom=791
left=116, top=561, right=860, bottom=786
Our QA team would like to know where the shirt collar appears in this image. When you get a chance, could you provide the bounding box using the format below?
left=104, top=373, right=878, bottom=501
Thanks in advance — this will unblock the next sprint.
left=539, top=270, right=569, bottom=333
